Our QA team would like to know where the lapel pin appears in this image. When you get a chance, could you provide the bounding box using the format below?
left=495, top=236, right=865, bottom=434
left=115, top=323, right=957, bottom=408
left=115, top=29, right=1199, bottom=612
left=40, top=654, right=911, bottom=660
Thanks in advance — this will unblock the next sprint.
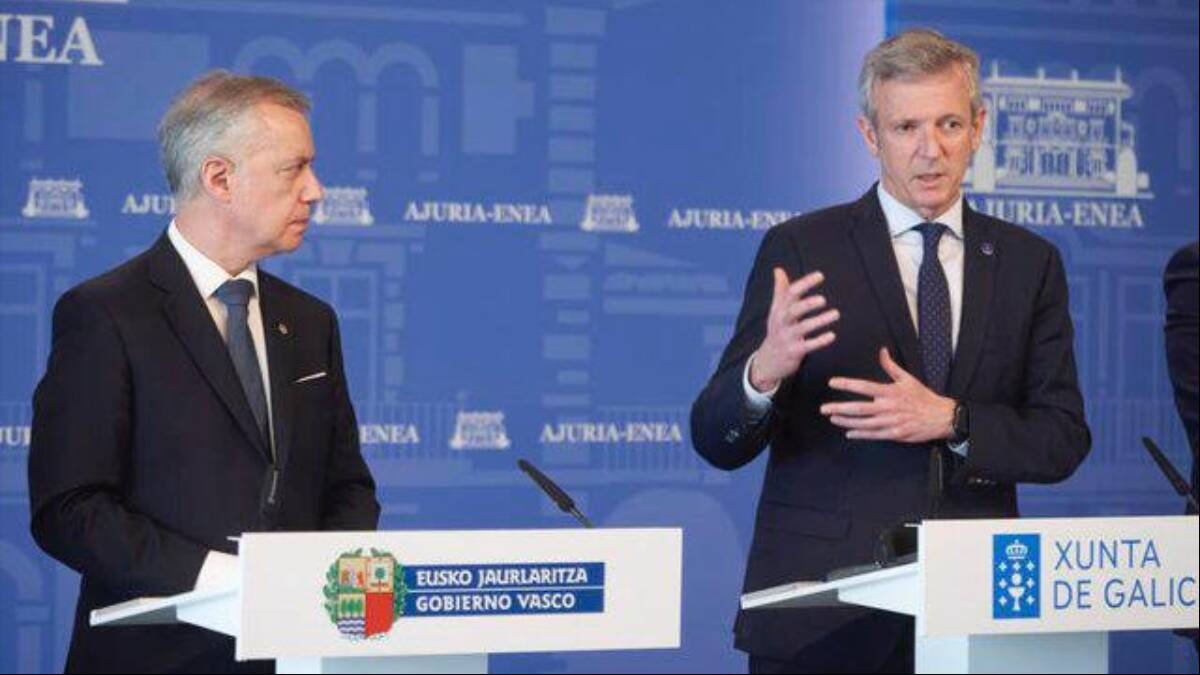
left=277, top=322, right=289, bottom=336
left=980, top=242, right=995, bottom=256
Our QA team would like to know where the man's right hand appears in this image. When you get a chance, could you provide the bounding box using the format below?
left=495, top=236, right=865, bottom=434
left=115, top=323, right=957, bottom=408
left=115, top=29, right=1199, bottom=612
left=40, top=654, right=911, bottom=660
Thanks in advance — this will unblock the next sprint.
left=749, top=268, right=840, bottom=393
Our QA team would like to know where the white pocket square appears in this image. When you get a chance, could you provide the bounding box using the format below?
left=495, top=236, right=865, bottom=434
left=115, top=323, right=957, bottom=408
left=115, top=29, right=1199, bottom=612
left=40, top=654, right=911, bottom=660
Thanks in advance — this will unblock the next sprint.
left=293, top=371, right=327, bottom=384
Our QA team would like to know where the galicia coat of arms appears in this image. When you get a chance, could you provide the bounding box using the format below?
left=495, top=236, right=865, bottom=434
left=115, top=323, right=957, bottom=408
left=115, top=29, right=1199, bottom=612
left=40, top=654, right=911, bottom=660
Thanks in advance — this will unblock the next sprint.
left=993, top=534, right=1040, bottom=619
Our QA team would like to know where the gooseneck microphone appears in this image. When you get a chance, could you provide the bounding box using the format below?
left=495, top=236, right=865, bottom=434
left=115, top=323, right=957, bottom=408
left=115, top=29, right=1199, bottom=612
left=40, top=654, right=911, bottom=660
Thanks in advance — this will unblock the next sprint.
left=517, top=459, right=594, bottom=528
left=1141, top=436, right=1199, bottom=512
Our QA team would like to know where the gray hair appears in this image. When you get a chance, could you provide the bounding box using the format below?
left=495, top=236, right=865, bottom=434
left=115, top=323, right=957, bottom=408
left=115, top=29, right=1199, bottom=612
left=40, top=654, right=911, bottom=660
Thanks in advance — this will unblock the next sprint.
left=858, top=28, right=981, bottom=125
left=158, top=70, right=310, bottom=202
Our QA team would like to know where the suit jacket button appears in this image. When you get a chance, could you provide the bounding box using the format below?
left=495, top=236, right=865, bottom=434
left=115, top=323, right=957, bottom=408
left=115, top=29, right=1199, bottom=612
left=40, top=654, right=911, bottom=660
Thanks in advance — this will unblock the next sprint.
left=725, top=429, right=741, bottom=443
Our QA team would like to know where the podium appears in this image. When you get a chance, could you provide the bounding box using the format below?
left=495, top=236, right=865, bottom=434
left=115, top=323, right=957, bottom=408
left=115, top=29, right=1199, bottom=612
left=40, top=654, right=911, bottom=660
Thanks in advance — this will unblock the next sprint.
left=742, top=516, right=1199, bottom=674
left=92, top=528, right=681, bottom=674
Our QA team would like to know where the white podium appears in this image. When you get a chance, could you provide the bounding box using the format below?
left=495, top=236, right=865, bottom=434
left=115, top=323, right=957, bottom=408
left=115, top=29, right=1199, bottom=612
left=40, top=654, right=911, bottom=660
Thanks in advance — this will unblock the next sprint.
left=742, top=515, right=1198, bottom=674
left=92, top=528, right=681, bottom=674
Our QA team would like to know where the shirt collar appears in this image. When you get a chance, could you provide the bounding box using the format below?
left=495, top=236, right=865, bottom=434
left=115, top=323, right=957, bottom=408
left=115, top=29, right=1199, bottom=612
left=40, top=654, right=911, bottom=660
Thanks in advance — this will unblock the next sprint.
left=167, top=220, right=259, bottom=301
left=876, top=182, right=964, bottom=241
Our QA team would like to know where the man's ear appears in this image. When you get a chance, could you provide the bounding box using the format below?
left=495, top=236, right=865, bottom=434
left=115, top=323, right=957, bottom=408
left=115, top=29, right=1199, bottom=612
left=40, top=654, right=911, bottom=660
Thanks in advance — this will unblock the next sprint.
left=856, top=114, right=881, bottom=158
left=969, top=105, right=987, bottom=153
left=198, top=155, right=235, bottom=203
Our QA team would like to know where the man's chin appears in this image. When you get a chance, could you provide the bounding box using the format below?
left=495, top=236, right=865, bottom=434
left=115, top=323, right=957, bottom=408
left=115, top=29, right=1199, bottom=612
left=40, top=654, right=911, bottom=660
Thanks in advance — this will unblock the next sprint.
left=287, top=222, right=308, bottom=243
left=911, top=186, right=959, bottom=217
left=271, top=232, right=306, bottom=255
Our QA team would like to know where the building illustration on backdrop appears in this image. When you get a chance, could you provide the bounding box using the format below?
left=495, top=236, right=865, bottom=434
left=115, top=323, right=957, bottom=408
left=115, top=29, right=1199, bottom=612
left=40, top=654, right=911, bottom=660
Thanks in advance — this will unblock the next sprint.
left=967, top=62, right=1150, bottom=197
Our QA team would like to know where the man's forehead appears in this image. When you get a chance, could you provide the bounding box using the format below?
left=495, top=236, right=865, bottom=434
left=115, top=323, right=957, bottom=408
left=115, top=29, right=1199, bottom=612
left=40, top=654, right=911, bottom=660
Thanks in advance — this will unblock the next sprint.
left=239, top=104, right=313, bottom=155
left=250, top=102, right=310, bottom=133
left=874, top=70, right=973, bottom=116
left=880, top=67, right=969, bottom=93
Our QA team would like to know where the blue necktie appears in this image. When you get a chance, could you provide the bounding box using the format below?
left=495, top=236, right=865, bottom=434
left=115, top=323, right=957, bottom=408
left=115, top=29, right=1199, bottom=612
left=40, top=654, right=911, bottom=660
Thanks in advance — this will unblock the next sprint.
left=916, top=222, right=952, bottom=394
left=916, top=222, right=953, bottom=515
left=215, top=279, right=270, bottom=449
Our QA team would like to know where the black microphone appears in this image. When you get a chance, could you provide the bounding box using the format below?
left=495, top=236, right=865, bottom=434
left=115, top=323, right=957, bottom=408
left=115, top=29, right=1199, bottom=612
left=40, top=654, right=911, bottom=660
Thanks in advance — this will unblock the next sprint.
left=1141, top=436, right=1200, bottom=512
left=874, top=521, right=918, bottom=567
left=517, top=459, right=593, bottom=528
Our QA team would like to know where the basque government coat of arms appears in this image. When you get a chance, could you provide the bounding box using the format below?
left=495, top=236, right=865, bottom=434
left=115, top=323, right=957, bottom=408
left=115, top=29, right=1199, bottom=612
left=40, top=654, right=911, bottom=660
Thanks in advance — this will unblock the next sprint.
left=323, top=548, right=407, bottom=639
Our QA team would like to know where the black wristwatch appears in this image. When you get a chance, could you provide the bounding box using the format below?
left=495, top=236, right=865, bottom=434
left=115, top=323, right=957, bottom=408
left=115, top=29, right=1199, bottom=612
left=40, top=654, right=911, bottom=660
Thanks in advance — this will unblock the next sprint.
left=950, top=400, right=970, bottom=444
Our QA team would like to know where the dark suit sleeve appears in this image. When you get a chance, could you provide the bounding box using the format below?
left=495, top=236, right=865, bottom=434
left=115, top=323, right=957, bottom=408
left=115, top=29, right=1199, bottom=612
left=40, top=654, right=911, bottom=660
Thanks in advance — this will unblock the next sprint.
left=959, top=246, right=1091, bottom=485
left=691, top=226, right=803, bottom=470
left=1163, top=242, right=1199, bottom=511
left=319, top=311, right=380, bottom=530
left=28, top=290, right=208, bottom=598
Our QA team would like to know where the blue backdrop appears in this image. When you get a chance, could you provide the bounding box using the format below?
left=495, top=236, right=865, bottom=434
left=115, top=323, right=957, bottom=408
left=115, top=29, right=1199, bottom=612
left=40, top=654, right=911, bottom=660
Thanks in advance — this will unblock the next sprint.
left=0, top=1, right=1196, bottom=672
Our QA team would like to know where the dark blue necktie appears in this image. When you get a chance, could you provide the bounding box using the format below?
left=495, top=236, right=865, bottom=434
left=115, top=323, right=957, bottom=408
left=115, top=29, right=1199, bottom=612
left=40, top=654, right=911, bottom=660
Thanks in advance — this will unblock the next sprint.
left=916, top=222, right=954, bottom=515
left=215, top=279, right=270, bottom=449
left=916, top=222, right=952, bottom=394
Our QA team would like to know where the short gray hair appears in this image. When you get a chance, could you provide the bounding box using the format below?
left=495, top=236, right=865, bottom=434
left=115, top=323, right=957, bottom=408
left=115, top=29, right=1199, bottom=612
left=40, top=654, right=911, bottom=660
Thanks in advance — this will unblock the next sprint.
left=858, top=28, right=981, bottom=125
left=158, top=70, right=310, bottom=202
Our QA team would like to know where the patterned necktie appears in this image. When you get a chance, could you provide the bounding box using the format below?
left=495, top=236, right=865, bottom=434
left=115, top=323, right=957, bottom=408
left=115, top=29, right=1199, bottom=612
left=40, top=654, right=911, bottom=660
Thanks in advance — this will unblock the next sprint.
left=916, top=221, right=953, bottom=516
left=916, top=222, right=952, bottom=394
left=214, top=279, right=270, bottom=449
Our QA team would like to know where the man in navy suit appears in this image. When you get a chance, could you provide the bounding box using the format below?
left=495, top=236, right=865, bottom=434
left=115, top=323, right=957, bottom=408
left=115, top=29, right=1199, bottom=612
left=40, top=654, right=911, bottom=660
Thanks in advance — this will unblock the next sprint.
left=691, top=30, right=1090, bottom=673
left=29, top=71, right=379, bottom=673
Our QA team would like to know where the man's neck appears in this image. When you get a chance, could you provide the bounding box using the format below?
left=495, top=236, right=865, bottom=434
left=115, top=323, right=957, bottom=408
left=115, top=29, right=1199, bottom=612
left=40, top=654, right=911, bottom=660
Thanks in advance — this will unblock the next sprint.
left=175, top=207, right=254, bottom=276
left=878, top=178, right=960, bottom=222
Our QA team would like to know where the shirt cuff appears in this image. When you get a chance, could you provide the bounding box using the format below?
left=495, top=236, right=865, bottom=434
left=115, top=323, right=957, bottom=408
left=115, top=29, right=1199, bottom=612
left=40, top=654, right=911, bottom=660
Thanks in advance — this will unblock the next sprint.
left=743, top=352, right=778, bottom=417
left=948, top=439, right=970, bottom=458
left=194, top=550, right=239, bottom=591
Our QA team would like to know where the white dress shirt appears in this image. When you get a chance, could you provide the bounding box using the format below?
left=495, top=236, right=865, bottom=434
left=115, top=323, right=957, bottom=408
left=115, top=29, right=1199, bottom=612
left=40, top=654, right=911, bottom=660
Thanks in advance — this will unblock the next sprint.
left=743, top=184, right=968, bottom=454
left=167, top=221, right=275, bottom=443
left=167, top=221, right=273, bottom=590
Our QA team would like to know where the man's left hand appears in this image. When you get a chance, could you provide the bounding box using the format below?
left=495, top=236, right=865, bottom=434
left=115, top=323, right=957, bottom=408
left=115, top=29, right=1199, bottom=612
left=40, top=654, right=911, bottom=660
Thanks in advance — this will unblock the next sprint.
left=821, top=347, right=955, bottom=443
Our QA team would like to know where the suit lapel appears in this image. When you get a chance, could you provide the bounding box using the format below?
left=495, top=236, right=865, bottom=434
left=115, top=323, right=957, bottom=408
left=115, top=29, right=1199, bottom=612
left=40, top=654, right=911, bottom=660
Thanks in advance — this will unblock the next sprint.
left=848, top=187, right=924, bottom=377
left=147, top=233, right=272, bottom=462
left=947, top=203, right=997, bottom=397
left=259, top=273, right=296, bottom=471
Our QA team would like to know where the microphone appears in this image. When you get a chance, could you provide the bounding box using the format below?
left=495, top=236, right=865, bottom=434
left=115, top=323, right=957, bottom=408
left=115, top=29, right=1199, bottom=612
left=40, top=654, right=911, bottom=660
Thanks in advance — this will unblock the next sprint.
left=1141, top=437, right=1199, bottom=512
left=874, top=521, right=918, bottom=567
left=517, top=459, right=594, bottom=528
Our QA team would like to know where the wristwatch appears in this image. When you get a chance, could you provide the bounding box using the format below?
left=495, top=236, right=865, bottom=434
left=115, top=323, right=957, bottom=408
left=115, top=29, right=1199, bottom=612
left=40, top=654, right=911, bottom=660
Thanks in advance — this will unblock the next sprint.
left=950, top=400, right=970, bottom=444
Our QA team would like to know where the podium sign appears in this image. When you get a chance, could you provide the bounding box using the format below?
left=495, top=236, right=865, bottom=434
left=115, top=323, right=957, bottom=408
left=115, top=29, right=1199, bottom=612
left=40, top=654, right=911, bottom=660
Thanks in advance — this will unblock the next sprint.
left=237, top=528, right=682, bottom=661
left=742, top=516, right=1197, bottom=673
left=921, top=515, right=1198, bottom=637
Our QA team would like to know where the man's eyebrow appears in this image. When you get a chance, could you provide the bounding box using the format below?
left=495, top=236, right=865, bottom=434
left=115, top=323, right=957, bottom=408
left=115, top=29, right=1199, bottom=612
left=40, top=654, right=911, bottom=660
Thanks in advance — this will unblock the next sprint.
left=278, top=154, right=314, bottom=166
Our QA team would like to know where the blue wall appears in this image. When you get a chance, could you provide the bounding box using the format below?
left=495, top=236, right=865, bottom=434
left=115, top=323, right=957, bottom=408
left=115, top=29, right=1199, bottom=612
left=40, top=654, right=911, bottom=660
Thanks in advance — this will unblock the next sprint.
left=1, top=1, right=1195, bottom=672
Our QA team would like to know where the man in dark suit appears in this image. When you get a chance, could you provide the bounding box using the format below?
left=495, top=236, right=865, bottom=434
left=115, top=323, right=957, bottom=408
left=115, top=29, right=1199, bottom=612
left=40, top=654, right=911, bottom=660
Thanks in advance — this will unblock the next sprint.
left=28, top=71, right=379, bottom=673
left=1163, top=240, right=1199, bottom=654
left=691, top=30, right=1090, bottom=673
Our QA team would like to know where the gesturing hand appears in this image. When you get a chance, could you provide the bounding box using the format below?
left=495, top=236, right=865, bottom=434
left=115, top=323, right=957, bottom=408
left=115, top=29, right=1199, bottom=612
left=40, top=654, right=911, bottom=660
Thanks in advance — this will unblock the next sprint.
left=821, top=347, right=955, bottom=443
left=749, top=268, right=840, bottom=393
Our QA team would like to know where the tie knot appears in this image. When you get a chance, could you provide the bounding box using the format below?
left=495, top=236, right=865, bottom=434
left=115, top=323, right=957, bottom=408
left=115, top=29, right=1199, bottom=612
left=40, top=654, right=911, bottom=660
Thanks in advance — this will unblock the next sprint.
left=214, top=279, right=255, bottom=307
left=915, top=221, right=948, bottom=252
